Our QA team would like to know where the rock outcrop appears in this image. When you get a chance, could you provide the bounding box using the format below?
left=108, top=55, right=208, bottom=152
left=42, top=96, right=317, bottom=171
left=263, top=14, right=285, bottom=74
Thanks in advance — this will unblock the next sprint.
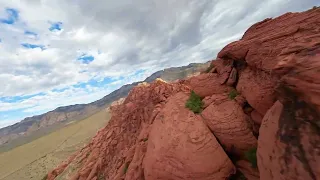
left=48, top=7, right=320, bottom=180
left=217, top=7, right=320, bottom=180
left=144, top=92, right=235, bottom=180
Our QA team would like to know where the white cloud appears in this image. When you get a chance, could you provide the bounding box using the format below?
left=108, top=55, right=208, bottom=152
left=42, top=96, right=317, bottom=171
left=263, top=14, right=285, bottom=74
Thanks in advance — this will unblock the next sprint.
left=0, top=0, right=319, bottom=127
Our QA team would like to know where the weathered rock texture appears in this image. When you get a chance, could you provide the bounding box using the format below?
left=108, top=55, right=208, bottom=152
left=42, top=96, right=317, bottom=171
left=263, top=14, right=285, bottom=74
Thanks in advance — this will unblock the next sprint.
left=48, top=8, right=320, bottom=180
left=201, top=96, right=257, bottom=155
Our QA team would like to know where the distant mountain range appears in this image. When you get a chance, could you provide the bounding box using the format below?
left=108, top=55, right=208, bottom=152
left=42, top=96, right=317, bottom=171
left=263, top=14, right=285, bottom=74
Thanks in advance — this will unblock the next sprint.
left=0, top=62, right=210, bottom=150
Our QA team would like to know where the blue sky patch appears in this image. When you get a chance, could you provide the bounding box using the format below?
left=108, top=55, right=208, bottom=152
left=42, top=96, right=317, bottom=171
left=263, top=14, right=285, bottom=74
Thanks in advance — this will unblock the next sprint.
left=24, top=30, right=37, bottom=37
left=73, top=77, right=115, bottom=89
left=0, top=92, right=45, bottom=103
left=49, top=21, right=63, bottom=31
left=0, top=8, right=19, bottom=24
left=133, top=69, right=146, bottom=76
left=77, top=54, right=95, bottom=64
left=21, top=43, right=45, bottom=50
left=0, top=109, right=37, bottom=124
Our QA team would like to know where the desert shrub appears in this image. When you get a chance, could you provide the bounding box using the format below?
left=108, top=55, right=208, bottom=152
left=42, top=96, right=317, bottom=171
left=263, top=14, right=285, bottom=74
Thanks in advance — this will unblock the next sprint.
left=205, top=64, right=215, bottom=73
left=228, top=89, right=238, bottom=100
left=143, top=138, right=148, bottom=142
left=245, top=147, right=257, bottom=168
left=123, top=162, right=130, bottom=174
left=186, top=91, right=203, bottom=113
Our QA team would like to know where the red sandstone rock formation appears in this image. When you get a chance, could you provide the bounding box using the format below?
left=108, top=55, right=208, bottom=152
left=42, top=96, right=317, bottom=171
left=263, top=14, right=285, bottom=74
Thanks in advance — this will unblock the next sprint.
left=48, top=8, right=320, bottom=180
left=144, top=92, right=235, bottom=179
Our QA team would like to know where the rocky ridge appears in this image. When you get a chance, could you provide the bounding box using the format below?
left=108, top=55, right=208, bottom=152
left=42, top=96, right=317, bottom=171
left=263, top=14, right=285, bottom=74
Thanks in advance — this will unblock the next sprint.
left=0, top=62, right=209, bottom=149
left=48, top=8, right=320, bottom=180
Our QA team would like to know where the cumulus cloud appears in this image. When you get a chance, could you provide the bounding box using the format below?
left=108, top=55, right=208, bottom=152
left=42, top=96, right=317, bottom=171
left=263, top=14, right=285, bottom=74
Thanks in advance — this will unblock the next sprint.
left=0, top=0, right=319, bottom=127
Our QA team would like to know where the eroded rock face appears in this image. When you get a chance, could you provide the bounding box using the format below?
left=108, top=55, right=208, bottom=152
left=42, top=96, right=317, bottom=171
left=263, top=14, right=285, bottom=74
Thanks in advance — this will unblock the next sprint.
left=258, top=100, right=320, bottom=180
left=236, top=67, right=277, bottom=115
left=275, top=54, right=320, bottom=113
left=201, top=97, right=257, bottom=155
left=143, top=92, right=235, bottom=180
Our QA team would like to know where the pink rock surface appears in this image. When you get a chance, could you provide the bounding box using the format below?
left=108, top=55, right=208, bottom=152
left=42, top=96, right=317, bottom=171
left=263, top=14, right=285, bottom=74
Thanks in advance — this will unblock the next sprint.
left=187, top=73, right=231, bottom=98
left=201, top=98, right=257, bottom=155
left=143, top=92, right=235, bottom=180
left=202, top=93, right=229, bottom=109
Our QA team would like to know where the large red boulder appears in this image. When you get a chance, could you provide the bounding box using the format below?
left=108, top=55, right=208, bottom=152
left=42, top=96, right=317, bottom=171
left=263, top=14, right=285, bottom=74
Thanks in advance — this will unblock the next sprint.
left=201, top=96, right=257, bottom=155
left=187, top=73, right=231, bottom=98
left=143, top=92, right=236, bottom=180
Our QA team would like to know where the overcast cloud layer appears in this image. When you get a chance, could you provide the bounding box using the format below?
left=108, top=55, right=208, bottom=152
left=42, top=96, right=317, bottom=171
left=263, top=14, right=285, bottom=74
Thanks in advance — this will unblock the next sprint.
left=0, top=0, right=319, bottom=128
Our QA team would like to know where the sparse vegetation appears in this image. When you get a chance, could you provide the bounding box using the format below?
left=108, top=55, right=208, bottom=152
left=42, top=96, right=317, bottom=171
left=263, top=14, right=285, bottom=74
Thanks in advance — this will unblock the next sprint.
left=97, top=173, right=104, bottom=180
left=41, top=174, right=48, bottom=180
left=205, top=64, right=215, bottom=73
left=245, top=148, right=257, bottom=168
left=185, top=91, right=203, bottom=113
left=123, top=162, right=130, bottom=174
left=228, top=89, right=238, bottom=100
left=143, top=138, right=148, bottom=142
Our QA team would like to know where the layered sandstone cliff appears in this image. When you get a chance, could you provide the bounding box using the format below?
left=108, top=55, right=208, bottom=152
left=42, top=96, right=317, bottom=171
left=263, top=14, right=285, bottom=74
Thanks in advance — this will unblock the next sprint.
left=47, top=7, right=320, bottom=180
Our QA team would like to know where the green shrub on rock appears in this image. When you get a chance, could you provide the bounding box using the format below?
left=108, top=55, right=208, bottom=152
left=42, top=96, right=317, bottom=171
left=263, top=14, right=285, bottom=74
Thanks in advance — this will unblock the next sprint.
left=245, top=148, right=257, bottom=168
left=228, top=89, right=238, bottom=100
left=186, top=91, right=203, bottom=113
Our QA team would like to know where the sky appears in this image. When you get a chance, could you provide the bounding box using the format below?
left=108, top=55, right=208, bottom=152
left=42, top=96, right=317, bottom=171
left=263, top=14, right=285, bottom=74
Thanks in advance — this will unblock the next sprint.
left=0, top=0, right=319, bottom=128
